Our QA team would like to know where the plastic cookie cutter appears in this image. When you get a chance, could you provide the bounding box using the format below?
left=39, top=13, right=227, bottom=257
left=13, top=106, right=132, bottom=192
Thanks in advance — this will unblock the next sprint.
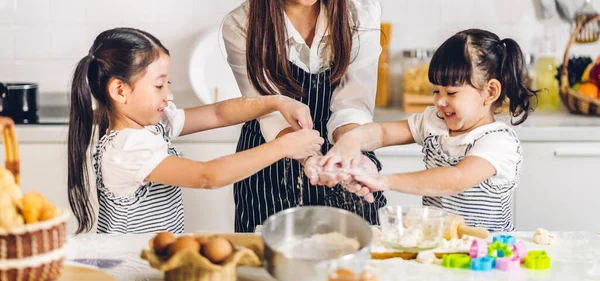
left=496, top=255, right=521, bottom=271
left=524, top=250, right=551, bottom=270
left=493, top=235, right=516, bottom=248
left=470, top=239, right=488, bottom=259
left=442, top=254, right=471, bottom=269
left=513, top=241, right=528, bottom=263
left=471, top=257, right=496, bottom=271
left=488, top=241, right=513, bottom=258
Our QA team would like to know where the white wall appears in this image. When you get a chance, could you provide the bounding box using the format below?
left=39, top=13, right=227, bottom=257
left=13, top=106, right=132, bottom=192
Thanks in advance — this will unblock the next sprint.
left=0, top=0, right=597, bottom=105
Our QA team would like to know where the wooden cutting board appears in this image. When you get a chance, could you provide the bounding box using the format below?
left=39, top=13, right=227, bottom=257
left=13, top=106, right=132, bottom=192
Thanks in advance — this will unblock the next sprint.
left=57, top=265, right=116, bottom=281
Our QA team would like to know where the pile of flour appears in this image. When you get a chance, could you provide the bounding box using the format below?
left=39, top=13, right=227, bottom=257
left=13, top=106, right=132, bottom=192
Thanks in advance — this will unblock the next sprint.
left=277, top=232, right=361, bottom=260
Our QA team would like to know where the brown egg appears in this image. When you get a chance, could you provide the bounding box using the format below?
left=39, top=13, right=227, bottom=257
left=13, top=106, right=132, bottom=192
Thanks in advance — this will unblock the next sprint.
left=168, top=236, right=201, bottom=257
left=153, top=232, right=176, bottom=255
left=196, top=236, right=209, bottom=247
left=201, top=237, right=233, bottom=264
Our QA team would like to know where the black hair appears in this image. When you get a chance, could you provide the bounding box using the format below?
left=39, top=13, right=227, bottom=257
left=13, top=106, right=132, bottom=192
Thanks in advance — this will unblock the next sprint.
left=428, top=29, right=539, bottom=125
left=68, top=27, right=169, bottom=234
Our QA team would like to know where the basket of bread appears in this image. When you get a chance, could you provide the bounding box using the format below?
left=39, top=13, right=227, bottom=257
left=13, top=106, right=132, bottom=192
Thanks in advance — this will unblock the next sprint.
left=0, top=125, right=69, bottom=281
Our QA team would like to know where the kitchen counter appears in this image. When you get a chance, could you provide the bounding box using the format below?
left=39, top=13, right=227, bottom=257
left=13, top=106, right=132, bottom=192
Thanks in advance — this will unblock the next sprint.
left=66, top=231, right=600, bottom=281
left=9, top=108, right=600, bottom=144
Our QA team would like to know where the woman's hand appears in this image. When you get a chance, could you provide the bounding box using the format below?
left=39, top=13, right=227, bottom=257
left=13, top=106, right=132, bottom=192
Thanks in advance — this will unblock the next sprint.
left=276, top=96, right=313, bottom=130
left=304, top=154, right=382, bottom=203
left=317, top=136, right=362, bottom=171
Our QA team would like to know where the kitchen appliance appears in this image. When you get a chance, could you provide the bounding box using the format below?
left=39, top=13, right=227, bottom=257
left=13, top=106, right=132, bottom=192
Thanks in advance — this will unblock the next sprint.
left=0, top=82, right=39, bottom=123
left=261, top=206, right=373, bottom=281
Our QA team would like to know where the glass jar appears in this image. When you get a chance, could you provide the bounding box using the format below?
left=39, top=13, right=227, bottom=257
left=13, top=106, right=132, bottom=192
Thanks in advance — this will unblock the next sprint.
left=401, top=49, right=435, bottom=96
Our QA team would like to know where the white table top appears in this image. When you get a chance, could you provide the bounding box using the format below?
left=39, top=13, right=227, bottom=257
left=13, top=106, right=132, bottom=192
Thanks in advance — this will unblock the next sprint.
left=65, top=231, right=600, bottom=281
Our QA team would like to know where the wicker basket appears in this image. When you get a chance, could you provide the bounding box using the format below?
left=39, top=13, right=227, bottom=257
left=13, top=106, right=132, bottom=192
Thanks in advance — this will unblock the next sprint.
left=141, top=246, right=261, bottom=281
left=559, top=14, right=600, bottom=116
left=0, top=125, right=69, bottom=281
left=2, top=124, right=19, bottom=185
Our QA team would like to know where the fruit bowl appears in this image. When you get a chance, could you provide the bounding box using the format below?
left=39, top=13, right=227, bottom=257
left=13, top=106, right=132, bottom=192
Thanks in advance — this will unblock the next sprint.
left=558, top=14, right=600, bottom=116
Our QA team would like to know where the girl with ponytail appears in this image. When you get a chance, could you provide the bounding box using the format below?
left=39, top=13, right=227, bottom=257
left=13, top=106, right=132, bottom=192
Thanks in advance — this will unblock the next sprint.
left=68, top=27, right=323, bottom=234
left=311, top=29, right=540, bottom=232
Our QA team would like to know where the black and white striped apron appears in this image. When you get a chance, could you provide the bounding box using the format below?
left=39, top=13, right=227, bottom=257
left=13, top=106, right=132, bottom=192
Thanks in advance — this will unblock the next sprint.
left=234, top=62, right=387, bottom=233
left=94, top=124, right=185, bottom=234
left=421, top=129, right=521, bottom=232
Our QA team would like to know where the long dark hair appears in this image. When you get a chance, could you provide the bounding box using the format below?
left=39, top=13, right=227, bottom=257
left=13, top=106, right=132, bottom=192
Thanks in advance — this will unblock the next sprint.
left=68, top=27, right=169, bottom=234
left=428, top=29, right=539, bottom=125
left=246, top=0, right=357, bottom=97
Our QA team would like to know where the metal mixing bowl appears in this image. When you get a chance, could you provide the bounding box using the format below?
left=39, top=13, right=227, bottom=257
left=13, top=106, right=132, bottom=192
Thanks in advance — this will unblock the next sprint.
left=261, top=206, right=373, bottom=281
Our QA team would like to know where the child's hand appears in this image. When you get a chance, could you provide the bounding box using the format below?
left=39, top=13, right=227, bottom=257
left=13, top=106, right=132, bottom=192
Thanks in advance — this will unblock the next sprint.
left=347, top=169, right=390, bottom=193
left=277, top=96, right=313, bottom=130
left=280, top=129, right=324, bottom=160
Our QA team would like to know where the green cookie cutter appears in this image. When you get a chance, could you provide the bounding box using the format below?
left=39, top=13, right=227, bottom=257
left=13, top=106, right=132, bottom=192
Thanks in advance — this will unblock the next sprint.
left=488, top=241, right=513, bottom=258
left=442, top=254, right=471, bottom=269
left=524, top=250, right=551, bottom=270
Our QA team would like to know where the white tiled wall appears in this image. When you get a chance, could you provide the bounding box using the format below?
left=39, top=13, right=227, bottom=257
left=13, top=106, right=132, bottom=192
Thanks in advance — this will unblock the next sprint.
left=0, top=0, right=597, bottom=104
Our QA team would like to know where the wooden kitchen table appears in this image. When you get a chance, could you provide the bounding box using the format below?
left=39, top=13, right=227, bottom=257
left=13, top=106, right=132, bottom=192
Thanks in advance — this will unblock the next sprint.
left=65, top=232, right=600, bottom=281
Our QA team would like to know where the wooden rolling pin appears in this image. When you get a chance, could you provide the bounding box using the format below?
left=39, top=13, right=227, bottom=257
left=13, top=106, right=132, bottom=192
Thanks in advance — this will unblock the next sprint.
left=443, top=214, right=489, bottom=240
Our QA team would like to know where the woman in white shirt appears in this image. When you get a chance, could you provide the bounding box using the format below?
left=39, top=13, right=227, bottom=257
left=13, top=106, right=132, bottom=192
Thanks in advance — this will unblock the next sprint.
left=222, top=0, right=387, bottom=232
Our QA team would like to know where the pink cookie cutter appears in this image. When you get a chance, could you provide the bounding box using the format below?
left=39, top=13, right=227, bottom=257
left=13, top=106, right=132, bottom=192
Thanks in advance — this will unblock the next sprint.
left=513, top=241, right=528, bottom=263
left=470, top=239, right=488, bottom=259
left=496, top=255, right=521, bottom=271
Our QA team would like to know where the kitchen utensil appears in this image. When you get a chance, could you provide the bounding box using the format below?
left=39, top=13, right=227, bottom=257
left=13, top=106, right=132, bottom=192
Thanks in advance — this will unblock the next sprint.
left=378, top=205, right=447, bottom=251
left=555, top=0, right=574, bottom=22
left=443, top=214, right=490, bottom=240
left=574, top=0, right=600, bottom=43
left=261, top=206, right=373, bottom=281
left=0, top=82, right=39, bottom=123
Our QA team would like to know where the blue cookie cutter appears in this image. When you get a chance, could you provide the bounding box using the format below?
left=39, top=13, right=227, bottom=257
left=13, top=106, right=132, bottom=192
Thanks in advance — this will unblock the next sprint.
left=493, top=235, right=516, bottom=248
left=471, top=257, right=496, bottom=271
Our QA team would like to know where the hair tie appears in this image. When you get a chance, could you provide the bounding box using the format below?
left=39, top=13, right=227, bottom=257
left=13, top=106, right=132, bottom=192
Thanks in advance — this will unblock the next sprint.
left=88, top=52, right=95, bottom=60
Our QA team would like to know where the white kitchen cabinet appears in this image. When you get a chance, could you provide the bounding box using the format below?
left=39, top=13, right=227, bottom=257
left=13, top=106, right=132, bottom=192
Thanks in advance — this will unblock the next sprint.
left=515, top=142, right=600, bottom=231
left=0, top=140, right=239, bottom=234
left=374, top=145, right=424, bottom=207
left=173, top=142, right=238, bottom=233
left=4, top=129, right=600, bottom=234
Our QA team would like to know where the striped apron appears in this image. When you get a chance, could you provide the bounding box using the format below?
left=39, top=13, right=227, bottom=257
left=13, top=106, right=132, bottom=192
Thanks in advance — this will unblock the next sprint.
left=421, top=129, right=521, bottom=232
left=94, top=124, right=185, bottom=234
left=233, top=63, right=387, bottom=233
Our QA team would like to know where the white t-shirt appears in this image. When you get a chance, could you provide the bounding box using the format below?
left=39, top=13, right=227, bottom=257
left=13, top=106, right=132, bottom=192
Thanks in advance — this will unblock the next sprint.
left=100, top=101, right=185, bottom=198
left=408, top=106, right=522, bottom=232
left=222, top=0, right=382, bottom=143
left=409, top=106, right=521, bottom=183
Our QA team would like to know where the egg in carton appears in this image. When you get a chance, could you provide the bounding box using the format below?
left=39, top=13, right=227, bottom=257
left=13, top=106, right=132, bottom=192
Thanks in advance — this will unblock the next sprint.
left=141, top=232, right=261, bottom=281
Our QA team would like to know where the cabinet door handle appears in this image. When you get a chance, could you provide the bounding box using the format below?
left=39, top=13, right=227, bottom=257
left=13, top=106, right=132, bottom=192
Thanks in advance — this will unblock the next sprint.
left=554, top=148, right=600, bottom=157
